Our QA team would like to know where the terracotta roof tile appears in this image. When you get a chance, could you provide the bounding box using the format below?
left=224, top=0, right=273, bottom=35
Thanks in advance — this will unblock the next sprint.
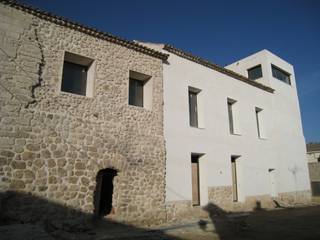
left=0, top=0, right=169, bottom=61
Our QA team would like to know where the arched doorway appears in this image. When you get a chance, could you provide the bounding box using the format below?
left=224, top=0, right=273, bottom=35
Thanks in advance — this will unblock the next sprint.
left=94, top=168, right=117, bottom=217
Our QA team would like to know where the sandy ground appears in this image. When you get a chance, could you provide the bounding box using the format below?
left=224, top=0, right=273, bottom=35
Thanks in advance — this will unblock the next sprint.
left=1, top=204, right=320, bottom=239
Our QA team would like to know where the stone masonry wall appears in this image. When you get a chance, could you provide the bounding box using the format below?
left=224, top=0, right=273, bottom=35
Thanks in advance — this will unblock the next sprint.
left=0, top=3, right=166, bottom=225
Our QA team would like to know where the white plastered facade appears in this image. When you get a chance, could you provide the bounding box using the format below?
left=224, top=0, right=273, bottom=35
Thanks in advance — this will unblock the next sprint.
left=161, top=49, right=310, bottom=206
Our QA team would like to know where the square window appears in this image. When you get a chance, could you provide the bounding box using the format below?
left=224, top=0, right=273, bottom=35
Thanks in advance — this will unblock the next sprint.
left=61, top=52, right=95, bottom=97
left=247, top=65, right=262, bottom=80
left=128, top=70, right=152, bottom=109
left=271, top=64, right=291, bottom=85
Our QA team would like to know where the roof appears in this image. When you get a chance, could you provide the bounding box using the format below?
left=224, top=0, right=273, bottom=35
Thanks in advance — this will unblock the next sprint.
left=0, top=0, right=169, bottom=61
left=163, top=45, right=275, bottom=93
left=307, top=143, right=320, bottom=153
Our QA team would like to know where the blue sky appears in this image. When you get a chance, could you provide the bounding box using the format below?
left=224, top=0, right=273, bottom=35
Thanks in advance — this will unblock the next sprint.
left=22, top=0, right=320, bottom=142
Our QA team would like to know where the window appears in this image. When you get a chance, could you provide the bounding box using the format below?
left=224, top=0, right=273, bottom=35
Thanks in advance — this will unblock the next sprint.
left=189, top=90, right=198, bottom=127
left=271, top=64, right=291, bottom=85
left=255, top=107, right=262, bottom=138
left=128, top=70, right=152, bottom=109
left=61, top=52, right=95, bottom=96
left=247, top=65, right=262, bottom=80
left=255, top=107, right=266, bottom=139
left=188, top=87, right=204, bottom=128
left=129, top=78, right=144, bottom=107
left=228, top=100, right=234, bottom=134
left=227, top=98, right=239, bottom=134
left=227, top=98, right=240, bottom=135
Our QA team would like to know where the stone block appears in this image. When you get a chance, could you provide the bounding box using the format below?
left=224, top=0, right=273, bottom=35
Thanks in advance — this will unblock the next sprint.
left=75, top=162, right=86, bottom=170
left=10, top=180, right=25, bottom=189
left=26, top=143, right=40, bottom=152
left=21, top=151, right=36, bottom=161
left=0, top=150, right=14, bottom=157
left=11, top=161, right=26, bottom=169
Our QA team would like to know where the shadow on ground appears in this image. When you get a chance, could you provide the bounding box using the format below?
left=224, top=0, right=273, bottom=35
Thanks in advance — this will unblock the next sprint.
left=1, top=191, right=320, bottom=240
left=0, top=191, right=182, bottom=240
left=199, top=201, right=320, bottom=240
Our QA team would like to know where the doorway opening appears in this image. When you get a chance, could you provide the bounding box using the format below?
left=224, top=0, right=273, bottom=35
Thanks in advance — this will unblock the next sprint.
left=268, top=168, right=277, bottom=197
left=191, top=154, right=200, bottom=206
left=94, top=168, right=117, bottom=217
left=231, top=156, right=240, bottom=202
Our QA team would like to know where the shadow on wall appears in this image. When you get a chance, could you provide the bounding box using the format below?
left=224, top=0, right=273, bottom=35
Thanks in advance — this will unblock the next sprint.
left=0, top=191, right=182, bottom=240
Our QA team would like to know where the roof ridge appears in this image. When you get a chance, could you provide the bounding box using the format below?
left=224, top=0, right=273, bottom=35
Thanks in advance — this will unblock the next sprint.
left=163, top=44, right=274, bottom=93
left=0, top=0, right=169, bottom=61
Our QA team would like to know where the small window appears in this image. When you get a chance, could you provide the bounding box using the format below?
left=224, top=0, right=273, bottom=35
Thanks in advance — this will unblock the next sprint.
left=271, top=64, right=291, bottom=85
left=61, top=52, right=95, bottom=96
left=128, top=70, right=152, bottom=109
left=247, top=65, right=262, bottom=80
left=255, top=107, right=266, bottom=139
left=255, top=107, right=262, bottom=138
left=188, top=87, right=204, bottom=128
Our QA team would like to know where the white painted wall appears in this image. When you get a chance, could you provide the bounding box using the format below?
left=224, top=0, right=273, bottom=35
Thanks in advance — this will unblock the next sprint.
left=162, top=49, right=310, bottom=205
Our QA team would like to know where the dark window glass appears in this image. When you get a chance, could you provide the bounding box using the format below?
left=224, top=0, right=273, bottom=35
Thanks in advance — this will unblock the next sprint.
left=189, top=91, right=198, bottom=127
left=61, top=61, right=87, bottom=96
left=228, top=101, right=234, bottom=134
left=248, top=65, right=262, bottom=80
left=272, top=65, right=291, bottom=85
left=129, top=78, right=144, bottom=107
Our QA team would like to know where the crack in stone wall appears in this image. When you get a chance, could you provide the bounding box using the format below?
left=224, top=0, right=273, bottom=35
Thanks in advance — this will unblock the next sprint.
left=0, top=3, right=167, bottom=226
left=26, top=28, right=45, bottom=108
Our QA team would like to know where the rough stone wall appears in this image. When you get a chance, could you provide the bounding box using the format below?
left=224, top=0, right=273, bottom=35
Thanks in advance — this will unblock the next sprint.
left=278, top=190, right=311, bottom=204
left=0, top=4, right=166, bottom=225
left=308, top=162, right=320, bottom=182
left=165, top=200, right=193, bottom=221
left=307, top=152, right=320, bottom=163
left=208, top=186, right=233, bottom=209
left=208, top=186, right=311, bottom=211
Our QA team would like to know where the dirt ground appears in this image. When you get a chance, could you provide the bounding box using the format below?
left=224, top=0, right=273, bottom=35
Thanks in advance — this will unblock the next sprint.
left=162, top=205, right=320, bottom=240
left=1, top=204, right=320, bottom=240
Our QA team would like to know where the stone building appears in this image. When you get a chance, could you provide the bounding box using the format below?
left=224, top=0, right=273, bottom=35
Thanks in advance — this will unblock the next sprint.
left=0, top=0, right=312, bottom=226
left=307, top=143, right=320, bottom=163
left=0, top=0, right=168, bottom=225
left=306, top=143, right=320, bottom=197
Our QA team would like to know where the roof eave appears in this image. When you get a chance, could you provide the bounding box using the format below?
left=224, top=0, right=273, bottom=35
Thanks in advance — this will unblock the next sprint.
left=163, top=44, right=275, bottom=93
left=0, top=0, right=169, bottom=61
